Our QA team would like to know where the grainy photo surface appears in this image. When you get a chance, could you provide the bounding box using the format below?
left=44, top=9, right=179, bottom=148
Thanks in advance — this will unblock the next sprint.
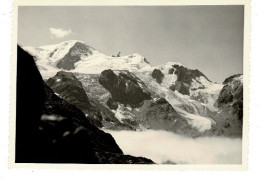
left=11, top=0, right=249, bottom=168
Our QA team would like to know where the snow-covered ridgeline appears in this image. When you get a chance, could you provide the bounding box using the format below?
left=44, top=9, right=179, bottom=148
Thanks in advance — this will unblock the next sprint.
left=23, top=40, right=152, bottom=79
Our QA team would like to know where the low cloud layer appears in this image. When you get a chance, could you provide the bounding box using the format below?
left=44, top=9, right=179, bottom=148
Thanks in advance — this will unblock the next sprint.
left=49, top=28, right=72, bottom=38
left=105, top=129, right=242, bottom=164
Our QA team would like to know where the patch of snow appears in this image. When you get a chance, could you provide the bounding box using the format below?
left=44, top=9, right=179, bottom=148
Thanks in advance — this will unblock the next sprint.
left=161, top=74, right=177, bottom=88
left=235, top=75, right=243, bottom=83
left=174, top=108, right=214, bottom=132
left=152, top=98, right=157, bottom=102
left=114, top=105, right=126, bottom=123
left=62, top=131, right=70, bottom=137
left=189, top=77, right=223, bottom=110
left=113, top=105, right=135, bottom=123
left=40, top=114, right=64, bottom=121
left=126, top=106, right=132, bottom=111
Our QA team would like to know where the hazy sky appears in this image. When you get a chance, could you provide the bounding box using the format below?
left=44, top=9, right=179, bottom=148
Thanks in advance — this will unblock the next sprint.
left=18, top=6, right=244, bottom=82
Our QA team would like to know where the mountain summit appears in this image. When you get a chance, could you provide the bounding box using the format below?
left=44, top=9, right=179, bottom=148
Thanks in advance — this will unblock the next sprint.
left=23, top=40, right=152, bottom=78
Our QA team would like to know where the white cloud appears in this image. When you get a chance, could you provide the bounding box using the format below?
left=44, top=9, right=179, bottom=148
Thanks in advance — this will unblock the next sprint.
left=105, top=129, right=242, bottom=164
left=49, top=28, right=72, bottom=38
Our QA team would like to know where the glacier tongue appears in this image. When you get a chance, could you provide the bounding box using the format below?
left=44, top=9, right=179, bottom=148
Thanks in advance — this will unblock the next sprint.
left=174, top=108, right=214, bottom=132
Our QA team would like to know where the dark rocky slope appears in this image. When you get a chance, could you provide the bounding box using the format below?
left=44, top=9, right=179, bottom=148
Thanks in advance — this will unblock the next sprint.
left=16, top=45, right=154, bottom=164
left=152, top=69, right=164, bottom=84
left=99, top=69, right=151, bottom=107
left=169, top=65, right=211, bottom=95
left=133, top=98, right=201, bottom=137
left=46, top=71, right=122, bottom=128
left=46, top=71, right=92, bottom=111
left=209, top=74, right=243, bottom=137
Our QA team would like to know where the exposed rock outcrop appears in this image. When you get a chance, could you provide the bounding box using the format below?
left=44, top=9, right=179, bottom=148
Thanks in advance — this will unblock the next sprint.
left=46, top=71, right=92, bottom=111
left=45, top=71, right=123, bottom=128
left=170, top=81, right=190, bottom=95
left=216, top=74, right=243, bottom=108
left=134, top=98, right=201, bottom=137
left=210, top=74, right=243, bottom=137
left=16, top=45, right=154, bottom=164
left=216, top=75, right=243, bottom=117
left=56, top=42, right=93, bottom=70
left=222, top=74, right=243, bottom=85
left=169, top=65, right=210, bottom=95
left=106, top=97, right=118, bottom=110
left=99, top=69, right=151, bottom=107
left=152, top=69, right=164, bottom=84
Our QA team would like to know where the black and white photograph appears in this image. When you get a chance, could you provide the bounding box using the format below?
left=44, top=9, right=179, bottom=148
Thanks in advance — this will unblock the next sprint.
left=12, top=2, right=248, bottom=167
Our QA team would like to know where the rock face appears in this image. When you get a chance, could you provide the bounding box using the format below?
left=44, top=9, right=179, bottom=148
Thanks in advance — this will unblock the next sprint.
left=222, top=74, right=243, bottom=85
left=152, top=69, right=164, bottom=84
left=216, top=74, right=243, bottom=118
left=217, top=74, right=243, bottom=107
left=16, top=45, right=154, bottom=164
left=46, top=71, right=92, bottom=111
left=134, top=98, right=201, bottom=137
left=169, top=65, right=210, bottom=95
left=99, top=69, right=151, bottom=107
left=45, top=71, right=122, bottom=128
left=211, top=74, right=243, bottom=137
left=106, top=97, right=118, bottom=110
left=56, top=42, right=93, bottom=70
left=170, top=81, right=190, bottom=95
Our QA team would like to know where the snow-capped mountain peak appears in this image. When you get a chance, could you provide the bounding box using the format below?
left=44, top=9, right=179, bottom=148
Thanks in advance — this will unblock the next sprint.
left=23, top=40, right=153, bottom=78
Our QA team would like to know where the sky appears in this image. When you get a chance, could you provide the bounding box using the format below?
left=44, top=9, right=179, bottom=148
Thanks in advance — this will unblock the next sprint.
left=18, top=6, right=244, bottom=83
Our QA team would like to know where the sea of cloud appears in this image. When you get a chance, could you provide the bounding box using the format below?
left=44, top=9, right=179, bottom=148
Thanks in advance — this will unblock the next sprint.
left=104, top=129, right=242, bottom=164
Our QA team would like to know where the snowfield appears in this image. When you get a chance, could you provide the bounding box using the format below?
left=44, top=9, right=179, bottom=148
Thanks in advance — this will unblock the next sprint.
left=23, top=40, right=152, bottom=79
left=73, top=53, right=152, bottom=74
